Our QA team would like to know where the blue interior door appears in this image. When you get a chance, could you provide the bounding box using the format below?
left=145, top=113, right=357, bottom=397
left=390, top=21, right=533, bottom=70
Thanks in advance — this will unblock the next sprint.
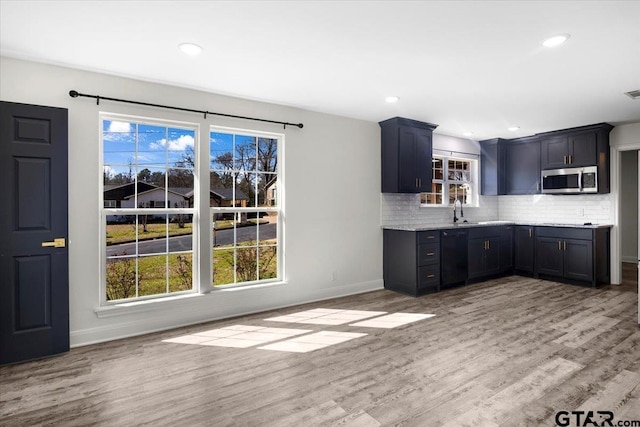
left=0, top=101, right=69, bottom=365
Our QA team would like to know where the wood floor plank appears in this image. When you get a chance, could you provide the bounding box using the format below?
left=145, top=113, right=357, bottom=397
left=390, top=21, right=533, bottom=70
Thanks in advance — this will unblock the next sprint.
left=1, top=276, right=639, bottom=426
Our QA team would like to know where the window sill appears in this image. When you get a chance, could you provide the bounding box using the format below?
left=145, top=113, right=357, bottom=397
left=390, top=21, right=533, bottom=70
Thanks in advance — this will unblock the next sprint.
left=94, top=281, right=288, bottom=318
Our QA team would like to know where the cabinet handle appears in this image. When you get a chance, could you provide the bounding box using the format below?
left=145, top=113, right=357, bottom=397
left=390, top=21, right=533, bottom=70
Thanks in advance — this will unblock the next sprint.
left=418, top=178, right=422, bottom=188
left=529, top=228, right=532, bottom=238
left=487, top=240, right=490, bottom=250
left=536, top=181, right=540, bottom=192
left=569, top=155, right=572, bottom=164
left=563, top=241, right=567, bottom=251
left=427, top=236, right=435, bottom=239
left=427, top=274, right=435, bottom=278
left=558, top=241, right=562, bottom=250
left=427, top=252, right=435, bottom=256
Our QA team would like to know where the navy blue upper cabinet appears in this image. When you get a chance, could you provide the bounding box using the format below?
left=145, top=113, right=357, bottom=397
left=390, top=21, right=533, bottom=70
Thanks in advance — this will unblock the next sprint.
left=480, top=136, right=541, bottom=195
left=380, top=117, right=438, bottom=193
left=480, top=123, right=613, bottom=196
left=540, top=124, right=613, bottom=170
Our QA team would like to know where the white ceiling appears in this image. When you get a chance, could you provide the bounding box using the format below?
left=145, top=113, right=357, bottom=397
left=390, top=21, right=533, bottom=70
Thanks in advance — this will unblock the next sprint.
left=1, top=1, right=639, bottom=139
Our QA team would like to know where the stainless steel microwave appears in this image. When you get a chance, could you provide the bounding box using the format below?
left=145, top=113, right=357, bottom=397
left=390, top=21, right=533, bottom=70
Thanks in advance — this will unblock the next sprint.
left=541, top=166, right=598, bottom=194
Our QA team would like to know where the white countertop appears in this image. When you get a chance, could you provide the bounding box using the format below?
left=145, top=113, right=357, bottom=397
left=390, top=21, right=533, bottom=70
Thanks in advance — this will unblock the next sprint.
left=383, top=221, right=613, bottom=232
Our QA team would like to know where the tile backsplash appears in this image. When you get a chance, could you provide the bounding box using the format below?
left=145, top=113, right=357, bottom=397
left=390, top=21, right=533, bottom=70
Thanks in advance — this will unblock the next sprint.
left=381, top=193, right=613, bottom=227
left=498, top=194, right=613, bottom=224
left=381, top=194, right=499, bottom=227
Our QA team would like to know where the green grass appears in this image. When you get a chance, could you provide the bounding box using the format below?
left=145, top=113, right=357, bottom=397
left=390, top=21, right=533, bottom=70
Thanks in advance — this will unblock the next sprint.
left=106, top=222, right=193, bottom=245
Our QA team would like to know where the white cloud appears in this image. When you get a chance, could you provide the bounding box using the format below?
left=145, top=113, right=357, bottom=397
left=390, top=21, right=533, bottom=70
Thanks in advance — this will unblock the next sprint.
left=150, top=135, right=195, bottom=151
left=103, top=165, right=116, bottom=177
left=107, top=121, right=132, bottom=133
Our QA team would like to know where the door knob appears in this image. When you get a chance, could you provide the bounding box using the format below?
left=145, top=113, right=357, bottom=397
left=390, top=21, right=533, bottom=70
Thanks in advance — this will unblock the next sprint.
left=42, top=238, right=66, bottom=248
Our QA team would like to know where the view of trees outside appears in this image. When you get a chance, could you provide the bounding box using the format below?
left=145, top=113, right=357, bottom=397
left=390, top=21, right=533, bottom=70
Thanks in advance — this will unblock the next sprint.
left=103, top=120, right=281, bottom=301
left=103, top=119, right=195, bottom=300
left=210, top=131, right=279, bottom=286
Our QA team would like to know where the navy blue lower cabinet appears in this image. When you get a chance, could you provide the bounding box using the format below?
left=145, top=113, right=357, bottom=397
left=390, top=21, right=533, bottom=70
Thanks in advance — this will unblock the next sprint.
left=383, top=229, right=440, bottom=296
left=534, top=226, right=609, bottom=287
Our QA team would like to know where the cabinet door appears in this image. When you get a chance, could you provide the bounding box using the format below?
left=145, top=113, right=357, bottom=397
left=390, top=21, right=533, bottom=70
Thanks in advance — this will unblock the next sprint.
left=397, top=126, right=432, bottom=193
left=505, top=140, right=541, bottom=195
left=467, top=238, right=486, bottom=279
left=568, top=132, right=597, bottom=167
left=398, top=126, right=419, bottom=192
left=484, top=237, right=501, bottom=276
left=536, top=237, right=563, bottom=277
left=414, top=127, right=432, bottom=192
left=514, top=226, right=535, bottom=273
left=564, top=239, right=594, bottom=282
left=541, top=136, right=568, bottom=169
left=500, top=226, right=513, bottom=272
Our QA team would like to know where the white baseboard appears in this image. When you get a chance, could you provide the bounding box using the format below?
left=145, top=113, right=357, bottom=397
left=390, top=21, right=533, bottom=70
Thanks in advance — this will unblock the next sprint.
left=70, top=279, right=384, bottom=348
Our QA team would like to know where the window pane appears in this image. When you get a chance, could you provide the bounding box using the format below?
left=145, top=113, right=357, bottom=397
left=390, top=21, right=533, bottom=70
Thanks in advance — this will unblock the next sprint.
left=168, top=214, right=193, bottom=252
left=234, top=134, right=257, bottom=174
left=168, top=168, right=194, bottom=207
left=106, top=215, right=136, bottom=248
left=420, top=183, right=443, bottom=205
left=449, top=184, right=470, bottom=205
left=257, top=212, right=278, bottom=247
left=210, top=132, right=235, bottom=173
left=432, top=158, right=443, bottom=180
left=138, top=254, right=168, bottom=296
left=258, top=137, right=278, bottom=173
left=167, top=128, right=195, bottom=167
left=212, top=248, right=235, bottom=286
left=258, top=246, right=278, bottom=281
left=236, top=246, right=258, bottom=284
left=256, top=173, right=277, bottom=208
left=137, top=214, right=167, bottom=255
left=106, top=255, right=138, bottom=301
left=138, top=124, right=167, bottom=169
left=103, top=120, right=135, bottom=166
left=169, top=253, right=192, bottom=293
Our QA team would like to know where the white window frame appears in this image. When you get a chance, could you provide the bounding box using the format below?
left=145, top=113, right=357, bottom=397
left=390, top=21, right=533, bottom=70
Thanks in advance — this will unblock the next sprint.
left=99, top=113, right=200, bottom=305
left=421, top=153, right=479, bottom=207
left=209, top=125, right=284, bottom=289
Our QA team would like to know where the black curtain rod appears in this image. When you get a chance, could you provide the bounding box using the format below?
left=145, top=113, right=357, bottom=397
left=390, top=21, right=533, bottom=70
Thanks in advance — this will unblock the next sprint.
left=68, top=90, right=304, bottom=129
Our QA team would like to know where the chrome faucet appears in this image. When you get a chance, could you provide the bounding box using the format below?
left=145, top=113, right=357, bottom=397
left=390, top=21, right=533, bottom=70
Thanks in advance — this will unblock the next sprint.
left=453, top=198, right=464, bottom=223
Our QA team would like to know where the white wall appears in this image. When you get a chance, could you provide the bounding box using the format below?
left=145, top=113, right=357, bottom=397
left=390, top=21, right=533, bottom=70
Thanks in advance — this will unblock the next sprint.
left=0, top=57, right=383, bottom=346
left=620, top=150, right=639, bottom=262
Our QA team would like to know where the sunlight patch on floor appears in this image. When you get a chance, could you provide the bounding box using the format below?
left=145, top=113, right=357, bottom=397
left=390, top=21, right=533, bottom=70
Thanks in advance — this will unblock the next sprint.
left=259, top=331, right=368, bottom=353
left=162, top=309, right=436, bottom=352
left=162, top=326, right=312, bottom=348
left=264, top=308, right=387, bottom=325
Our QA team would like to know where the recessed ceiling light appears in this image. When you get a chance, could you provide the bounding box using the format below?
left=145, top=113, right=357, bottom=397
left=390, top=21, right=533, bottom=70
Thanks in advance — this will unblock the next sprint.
left=463, top=131, right=474, bottom=137
left=179, top=42, right=203, bottom=56
left=385, top=96, right=400, bottom=103
left=508, top=126, right=520, bottom=132
left=542, top=34, right=570, bottom=48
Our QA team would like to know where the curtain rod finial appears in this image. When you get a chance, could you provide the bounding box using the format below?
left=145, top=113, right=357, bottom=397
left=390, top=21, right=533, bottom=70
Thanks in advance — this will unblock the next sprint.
left=69, top=90, right=79, bottom=98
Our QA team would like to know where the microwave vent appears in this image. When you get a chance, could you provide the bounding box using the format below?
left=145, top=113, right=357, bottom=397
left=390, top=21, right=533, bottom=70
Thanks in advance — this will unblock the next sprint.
left=625, top=90, right=640, bottom=99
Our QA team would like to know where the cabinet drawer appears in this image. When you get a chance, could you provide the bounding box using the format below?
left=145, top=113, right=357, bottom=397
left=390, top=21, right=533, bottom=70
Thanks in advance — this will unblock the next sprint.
left=418, top=230, right=440, bottom=243
left=535, top=227, right=592, bottom=240
left=468, top=226, right=502, bottom=239
left=418, top=243, right=440, bottom=265
left=418, top=265, right=440, bottom=291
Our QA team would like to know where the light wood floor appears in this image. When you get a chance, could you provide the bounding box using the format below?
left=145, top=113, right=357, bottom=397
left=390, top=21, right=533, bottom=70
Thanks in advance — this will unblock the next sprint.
left=1, top=276, right=640, bottom=426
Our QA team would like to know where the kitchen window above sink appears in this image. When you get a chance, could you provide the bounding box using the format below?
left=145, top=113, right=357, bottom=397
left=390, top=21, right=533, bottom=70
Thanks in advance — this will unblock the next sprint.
left=420, top=155, right=478, bottom=208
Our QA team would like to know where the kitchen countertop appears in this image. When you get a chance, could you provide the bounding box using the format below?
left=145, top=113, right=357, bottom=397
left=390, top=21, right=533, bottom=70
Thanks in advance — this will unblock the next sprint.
left=383, top=221, right=613, bottom=232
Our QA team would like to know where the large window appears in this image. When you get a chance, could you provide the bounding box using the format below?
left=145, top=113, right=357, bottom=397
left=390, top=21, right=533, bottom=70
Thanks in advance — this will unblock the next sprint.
left=101, top=115, right=197, bottom=302
left=210, top=127, right=281, bottom=287
left=420, top=156, right=478, bottom=206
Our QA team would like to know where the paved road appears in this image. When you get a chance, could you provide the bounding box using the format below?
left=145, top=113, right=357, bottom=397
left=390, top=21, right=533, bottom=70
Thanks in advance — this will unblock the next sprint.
left=107, top=223, right=276, bottom=257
